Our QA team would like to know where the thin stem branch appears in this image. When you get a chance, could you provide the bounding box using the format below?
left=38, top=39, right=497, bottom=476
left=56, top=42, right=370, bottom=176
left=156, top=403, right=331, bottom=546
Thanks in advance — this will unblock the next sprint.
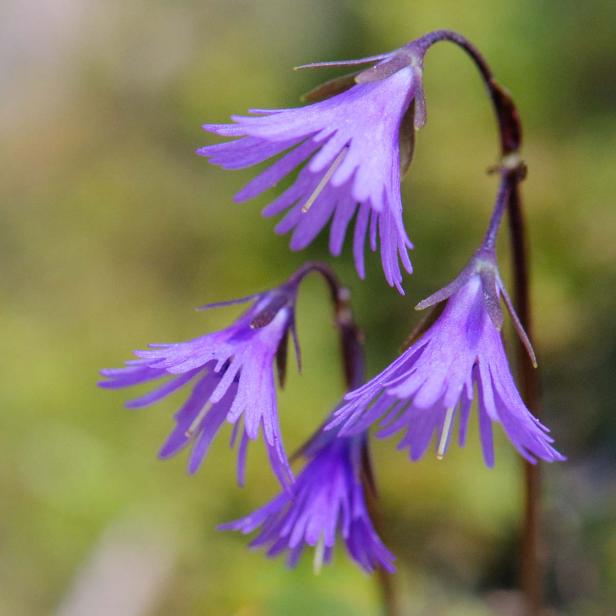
left=361, top=439, right=400, bottom=616
left=507, top=183, right=541, bottom=615
left=423, top=31, right=542, bottom=616
left=292, top=261, right=398, bottom=616
left=482, top=177, right=511, bottom=251
left=416, top=30, right=522, bottom=155
left=291, top=261, right=364, bottom=389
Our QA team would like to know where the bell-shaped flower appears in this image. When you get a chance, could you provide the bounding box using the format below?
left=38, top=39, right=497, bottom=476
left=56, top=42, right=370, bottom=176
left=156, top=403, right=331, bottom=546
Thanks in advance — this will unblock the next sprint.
left=330, top=251, right=565, bottom=466
left=99, top=285, right=302, bottom=489
left=199, top=46, right=429, bottom=293
left=220, top=429, right=395, bottom=573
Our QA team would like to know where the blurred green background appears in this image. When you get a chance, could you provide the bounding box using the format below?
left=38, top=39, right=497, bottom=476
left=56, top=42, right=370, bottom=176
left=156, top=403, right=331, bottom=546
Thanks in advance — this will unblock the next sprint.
left=2, top=1, right=614, bottom=614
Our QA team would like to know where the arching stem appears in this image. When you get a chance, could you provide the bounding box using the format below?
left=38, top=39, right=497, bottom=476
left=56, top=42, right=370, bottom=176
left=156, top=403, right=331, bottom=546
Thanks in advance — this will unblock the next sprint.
left=421, top=31, right=542, bottom=616
left=292, top=261, right=399, bottom=616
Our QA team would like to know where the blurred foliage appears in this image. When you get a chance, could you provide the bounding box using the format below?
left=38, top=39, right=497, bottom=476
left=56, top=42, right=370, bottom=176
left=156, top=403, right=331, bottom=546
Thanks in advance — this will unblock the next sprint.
left=1, top=0, right=615, bottom=614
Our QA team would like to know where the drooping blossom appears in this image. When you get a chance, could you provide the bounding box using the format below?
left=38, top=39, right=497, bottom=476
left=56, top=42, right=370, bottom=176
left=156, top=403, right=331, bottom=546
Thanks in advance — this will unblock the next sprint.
left=99, top=283, right=302, bottom=489
left=330, top=251, right=565, bottom=466
left=198, top=45, right=430, bottom=293
left=221, top=428, right=395, bottom=574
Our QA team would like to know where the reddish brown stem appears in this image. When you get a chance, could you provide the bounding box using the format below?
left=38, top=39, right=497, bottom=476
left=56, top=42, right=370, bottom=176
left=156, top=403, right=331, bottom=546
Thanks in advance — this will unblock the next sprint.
left=424, top=31, right=542, bottom=615
left=507, top=184, right=542, bottom=616
left=293, top=262, right=398, bottom=615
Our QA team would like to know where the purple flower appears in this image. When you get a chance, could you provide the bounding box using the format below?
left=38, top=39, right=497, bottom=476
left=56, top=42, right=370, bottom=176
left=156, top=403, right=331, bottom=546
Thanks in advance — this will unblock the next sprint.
left=99, top=286, right=301, bottom=489
left=330, top=253, right=565, bottom=466
left=198, top=47, right=428, bottom=293
left=220, top=430, right=395, bottom=573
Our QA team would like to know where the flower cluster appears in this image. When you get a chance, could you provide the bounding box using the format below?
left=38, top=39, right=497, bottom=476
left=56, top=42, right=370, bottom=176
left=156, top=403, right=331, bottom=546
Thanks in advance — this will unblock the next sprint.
left=100, top=265, right=395, bottom=572
left=102, top=31, right=565, bottom=577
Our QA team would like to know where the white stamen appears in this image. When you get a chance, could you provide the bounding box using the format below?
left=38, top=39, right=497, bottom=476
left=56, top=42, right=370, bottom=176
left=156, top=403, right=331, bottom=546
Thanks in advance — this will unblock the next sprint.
left=313, top=535, right=326, bottom=575
left=301, top=147, right=348, bottom=213
left=436, top=407, right=455, bottom=460
left=184, top=401, right=213, bottom=438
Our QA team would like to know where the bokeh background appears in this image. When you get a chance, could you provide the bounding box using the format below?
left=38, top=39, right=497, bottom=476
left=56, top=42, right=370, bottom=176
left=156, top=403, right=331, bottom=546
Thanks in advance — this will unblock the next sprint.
left=2, top=1, right=615, bottom=614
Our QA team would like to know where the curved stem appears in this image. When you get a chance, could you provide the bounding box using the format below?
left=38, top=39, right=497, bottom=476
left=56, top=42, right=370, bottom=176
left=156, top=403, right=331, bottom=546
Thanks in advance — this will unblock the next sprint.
left=422, top=32, right=541, bottom=616
left=291, top=261, right=365, bottom=389
left=416, top=30, right=522, bottom=155
left=291, top=261, right=398, bottom=616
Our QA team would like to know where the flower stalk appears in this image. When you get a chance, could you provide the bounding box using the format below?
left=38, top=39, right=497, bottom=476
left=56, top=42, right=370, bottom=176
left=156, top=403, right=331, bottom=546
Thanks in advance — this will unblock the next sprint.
left=293, top=261, right=399, bottom=616
left=288, top=31, right=545, bottom=612
left=422, top=30, right=542, bottom=616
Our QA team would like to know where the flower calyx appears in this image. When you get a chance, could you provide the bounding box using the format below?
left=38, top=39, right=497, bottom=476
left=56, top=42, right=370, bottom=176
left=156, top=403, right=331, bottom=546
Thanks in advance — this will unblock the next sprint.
left=249, top=290, right=294, bottom=329
left=416, top=248, right=537, bottom=367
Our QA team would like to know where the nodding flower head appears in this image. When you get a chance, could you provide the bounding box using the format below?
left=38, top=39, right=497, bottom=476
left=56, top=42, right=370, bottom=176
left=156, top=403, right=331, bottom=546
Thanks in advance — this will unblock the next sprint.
left=99, top=282, right=303, bottom=490
left=330, top=250, right=565, bottom=467
left=220, top=428, right=395, bottom=574
left=198, top=44, right=429, bottom=294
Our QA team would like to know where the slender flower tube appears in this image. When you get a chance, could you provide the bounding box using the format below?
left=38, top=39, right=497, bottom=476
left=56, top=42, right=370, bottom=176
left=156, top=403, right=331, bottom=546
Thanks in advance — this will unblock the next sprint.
left=198, top=43, right=431, bottom=293
left=331, top=183, right=565, bottom=467
left=99, top=281, right=303, bottom=490
left=220, top=428, right=395, bottom=574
